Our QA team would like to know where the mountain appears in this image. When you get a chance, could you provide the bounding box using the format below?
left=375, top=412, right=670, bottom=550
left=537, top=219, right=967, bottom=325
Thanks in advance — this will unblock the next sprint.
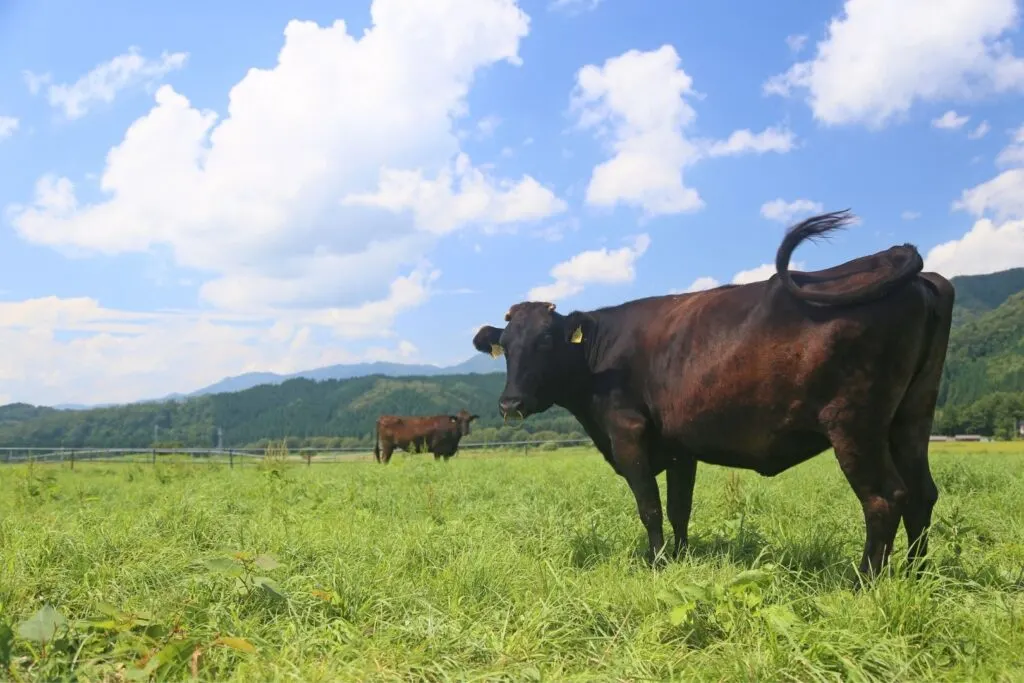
left=183, top=354, right=504, bottom=397
left=0, top=373, right=581, bottom=449
left=948, top=267, right=1024, bottom=326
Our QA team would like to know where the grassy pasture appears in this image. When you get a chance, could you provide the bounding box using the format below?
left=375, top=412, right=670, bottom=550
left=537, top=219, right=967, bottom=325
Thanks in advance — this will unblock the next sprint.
left=1, top=443, right=1023, bottom=681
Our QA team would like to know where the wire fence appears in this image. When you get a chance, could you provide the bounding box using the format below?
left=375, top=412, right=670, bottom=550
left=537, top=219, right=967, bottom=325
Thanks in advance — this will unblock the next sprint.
left=0, top=438, right=596, bottom=467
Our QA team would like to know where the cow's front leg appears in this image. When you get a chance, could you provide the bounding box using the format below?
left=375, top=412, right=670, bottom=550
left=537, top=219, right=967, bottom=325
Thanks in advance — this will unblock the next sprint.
left=610, top=415, right=664, bottom=566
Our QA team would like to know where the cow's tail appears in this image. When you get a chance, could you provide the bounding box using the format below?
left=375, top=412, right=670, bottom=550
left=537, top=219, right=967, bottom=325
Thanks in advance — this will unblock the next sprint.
left=373, top=420, right=381, bottom=463
left=775, top=209, right=923, bottom=306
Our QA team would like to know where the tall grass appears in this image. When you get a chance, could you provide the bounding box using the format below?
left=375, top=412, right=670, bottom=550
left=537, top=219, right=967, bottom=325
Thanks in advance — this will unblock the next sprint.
left=1, top=444, right=1023, bottom=681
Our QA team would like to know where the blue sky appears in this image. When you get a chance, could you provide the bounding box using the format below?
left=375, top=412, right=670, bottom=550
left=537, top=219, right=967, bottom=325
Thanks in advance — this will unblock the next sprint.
left=1, top=0, right=1023, bottom=406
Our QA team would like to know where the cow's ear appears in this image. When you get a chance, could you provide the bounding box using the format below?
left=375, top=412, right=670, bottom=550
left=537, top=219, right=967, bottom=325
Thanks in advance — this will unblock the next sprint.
left=473, top=325, right=504, bottom=357
left=563, top=312, right=596, bottom=346
left=469, top=414, right=479, bottom=422
left=449, top=416, right=458, bottom=423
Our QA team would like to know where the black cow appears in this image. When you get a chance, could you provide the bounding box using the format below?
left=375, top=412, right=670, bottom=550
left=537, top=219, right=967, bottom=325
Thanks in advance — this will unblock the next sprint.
left=472, top=210, right=955, bottom=580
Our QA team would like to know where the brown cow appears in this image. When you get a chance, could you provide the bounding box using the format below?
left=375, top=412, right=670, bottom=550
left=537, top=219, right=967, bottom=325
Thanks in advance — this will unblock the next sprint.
left=472, top=210, right=955, bottom=581
left=374, top=409, right=479, bottom=463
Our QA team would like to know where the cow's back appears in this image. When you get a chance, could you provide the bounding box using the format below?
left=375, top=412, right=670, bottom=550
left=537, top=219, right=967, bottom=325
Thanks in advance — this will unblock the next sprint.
left=633, top=271, right=938, bottom=465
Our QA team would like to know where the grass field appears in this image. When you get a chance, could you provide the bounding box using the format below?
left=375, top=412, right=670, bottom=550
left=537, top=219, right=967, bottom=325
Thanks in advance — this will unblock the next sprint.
left=2, top=443, right=1024, bottom=681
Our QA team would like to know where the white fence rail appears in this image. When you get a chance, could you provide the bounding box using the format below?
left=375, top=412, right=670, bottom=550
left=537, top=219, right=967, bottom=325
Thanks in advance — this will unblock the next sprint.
left=0, top=438, right=595, bottom=465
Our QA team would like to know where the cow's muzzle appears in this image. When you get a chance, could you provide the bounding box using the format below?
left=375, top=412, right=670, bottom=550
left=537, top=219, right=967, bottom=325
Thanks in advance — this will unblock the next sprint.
left=499, top=397, right=527, bottom=423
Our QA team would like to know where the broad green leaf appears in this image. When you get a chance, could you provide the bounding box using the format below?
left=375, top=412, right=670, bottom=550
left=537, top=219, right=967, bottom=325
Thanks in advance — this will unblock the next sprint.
left=675, top=583, right=712, bottom=603
left=254, top=576, right=286, bottom=600
left=760, top=604, right=800, bottom=636
left=202, top=557, right=243, bottom=576
left=16, top=605, right=67, bottom=644
left=726, top=569, right=770, bottom=590
left=669, top=602, right=695, bottom=627
left=253, top=554, right=282, bottom=571
left=215, top=636, right=257, bottom=654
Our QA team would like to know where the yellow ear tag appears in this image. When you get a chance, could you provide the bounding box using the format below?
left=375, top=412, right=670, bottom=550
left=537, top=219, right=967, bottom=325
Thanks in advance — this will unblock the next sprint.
left=490, top=343, right=504, bottom=358
left=570, top=326, right=583, bottom=344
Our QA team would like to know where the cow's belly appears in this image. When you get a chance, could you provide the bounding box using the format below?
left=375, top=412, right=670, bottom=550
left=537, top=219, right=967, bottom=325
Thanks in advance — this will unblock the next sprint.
left=653, top=376, right=832, bottom=476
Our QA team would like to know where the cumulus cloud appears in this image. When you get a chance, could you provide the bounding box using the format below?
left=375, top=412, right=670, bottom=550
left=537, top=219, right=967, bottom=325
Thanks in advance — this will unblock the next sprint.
left=27, top=47, right=188, bottom=120
left=924, top=218, right=1024, bottom=277
left=760, top=198, right=824, bottom=223
left=995, top=123, right=1024, bottom=167
left=901, top=210, right=921, bottom=220
left=764, top=0, right=1024, bottom=128
left=683, top=276, right=720, bottom=292
left=528, top=234, right=651, bottom=301
left=0, top=297, right=421, bottom=406
left=705, top=127, right=796, bottom=157
left=0, top=116, right=18, bottom=140
left=968, top=120, right=991, bottom=139
left=953, top=168, right=1024, bottom=220
left=8, top=0, right=559, bottom=323
left=2, top=0, right=573, bottom=404
left=571, top=45, right=794, bottom=216
left=785, top=34, right=808, bottom=54
left=549, top=0, right=602, bottom=14
left=936, top=153, right=1024, bottom=277
left=932, top=110, right=970, bottom=129
left=732, top=261, right=806, bottom=285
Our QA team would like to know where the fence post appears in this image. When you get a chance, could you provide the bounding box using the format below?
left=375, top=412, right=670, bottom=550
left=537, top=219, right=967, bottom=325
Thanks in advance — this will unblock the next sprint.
left=306, top=451, right=312, bottom=467
left=70, top=449, right=75, bottom=470
left=229, top=449, right=234, bottom=469
left=524, top=443, right=529, bottom=457
left=151, top=448, right=156, bottom=465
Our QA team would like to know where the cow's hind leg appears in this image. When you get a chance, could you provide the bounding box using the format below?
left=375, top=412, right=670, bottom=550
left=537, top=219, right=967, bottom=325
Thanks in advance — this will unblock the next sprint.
left=890, top=420, right=938, bottom=571
left=890, top=274, right=953, bottom=573
left=830, top=426, right=907, bottom=582
left=666, top=456, right=697, bottom=558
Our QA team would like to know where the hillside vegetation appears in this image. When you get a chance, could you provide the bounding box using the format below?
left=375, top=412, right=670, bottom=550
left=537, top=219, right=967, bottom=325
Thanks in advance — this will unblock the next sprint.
left=0, top=374, right=583, bottom=448
left=1, top=268, right=1022, bottom=447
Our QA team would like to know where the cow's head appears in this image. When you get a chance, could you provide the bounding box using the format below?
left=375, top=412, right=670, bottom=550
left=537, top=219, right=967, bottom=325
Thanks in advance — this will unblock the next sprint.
left=472, top=301, right=594, bottom=419
left=451, top=409, right=479, bottom=436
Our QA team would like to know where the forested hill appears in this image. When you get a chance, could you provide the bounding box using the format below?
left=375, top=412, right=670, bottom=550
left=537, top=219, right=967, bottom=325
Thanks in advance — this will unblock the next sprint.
left=0, top=374, right=584, bottom=448
left=1, top=267, right=1022, bottom=447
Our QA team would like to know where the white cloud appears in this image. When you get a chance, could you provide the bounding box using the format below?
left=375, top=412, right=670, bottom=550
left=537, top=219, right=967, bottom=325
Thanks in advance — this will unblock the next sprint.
left=3, top=0, right=571, bottom=404
left=0, top=296, right=421, bottom=406
left=760, top=198, right=824, bottom=223
left=995, top=123, right=1024, bottom=166
left=549, top=0, right=602, bottom=13
left=953, top=168, right=1024, bottom=220
left=344, top=152, right=565, bottom=233
left=969, top=120, right=991, bottom=139
left=8, top=0, right=557, bottom=321
left=571, top=45, right=795, bottom=216
left=932, top=110, right=970, bottom=129
left=528, top=234, right=651, bottom=301
left=33, top=47, right=188, bottom=120
left=732, top=261, right=806, bottom=285
left=475, top=114, right=502, bottom=139
left=924, top=218, right=1024, bottom=277
left=683, top=276, right=720, bottom=292
left=764, top=0, right=1024, bottom=128
left=901, top=210, right=921, bottom=220
left=786, top=34, right=808, bottom=54
left=705, top=126, right=796, bottom=157
left=0, top=116, right=18, bottom=140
